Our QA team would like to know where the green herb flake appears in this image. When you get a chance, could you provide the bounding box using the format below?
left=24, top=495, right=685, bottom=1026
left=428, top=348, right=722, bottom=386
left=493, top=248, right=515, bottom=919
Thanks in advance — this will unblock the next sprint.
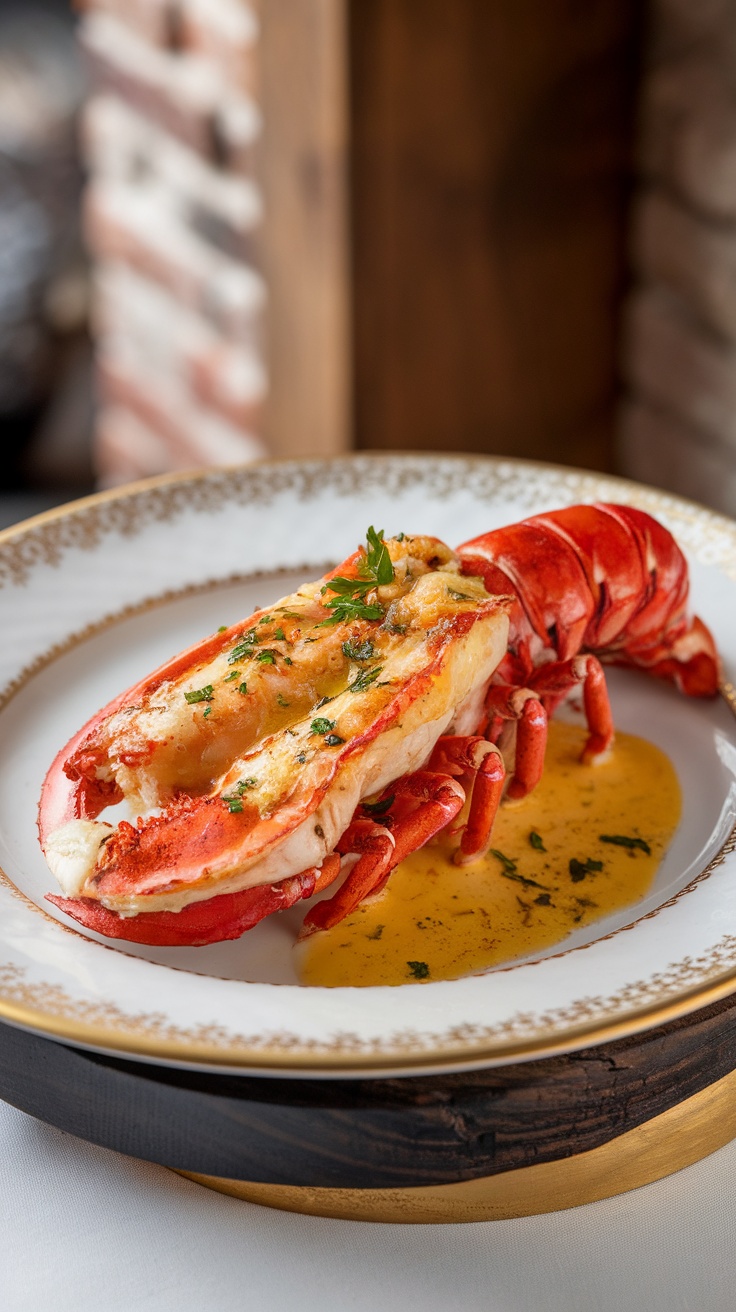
left=184, top=684, right=214, bottom=705
left=324, top=733, right=345, bottom=747
left=362, top=794, right=395, bottom=817
left=223, top=670, right=240, bottom=682
left=342, top=638, right=375, bottom=662
left=274, top=627, right=286, bottom=641
left=490, top=849, right=517, bottom=876
left=224, top=796, right=243, bottom=813
left=258, top=615, right=273, bottom=625
left=203, top=706, right=212, bottom=719
left=228, top=630, right=259, bottom=663
left=317, top=596, right=384, bottom=627
left=569, top=857, right=604, bottom=883
left=407, top=960, right=430, bottom=980
left=237, top=682, right=248, bottom=695
left=256, top=650, right=276, bottom=664
left=348, top=666, right=383, bottom=694
left=529, top=831, right=546, bottom=852
left=283, top=656, right=294, bottom=666
left=217, top=625, right=228, bottom=633
left=599, top=834, right=651, bottom=855
left=310, top=717, right=336, bottom=735
left=276, top=693, right=290, bottom=708
left=395, top=532, right=405, bottom=542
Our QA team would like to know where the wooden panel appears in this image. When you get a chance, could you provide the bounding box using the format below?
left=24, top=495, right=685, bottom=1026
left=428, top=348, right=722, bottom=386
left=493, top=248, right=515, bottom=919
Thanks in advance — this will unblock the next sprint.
left=2, top=990, right=736, bottom=1191
left=351, top=0, right=640, bottom=469
left=259, top=0, right=351, bottom=458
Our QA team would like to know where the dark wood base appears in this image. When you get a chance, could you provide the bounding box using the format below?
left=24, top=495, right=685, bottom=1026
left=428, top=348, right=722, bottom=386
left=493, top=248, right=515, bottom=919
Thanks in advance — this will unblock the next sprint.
left=3, top=991, right=736, bottom=1220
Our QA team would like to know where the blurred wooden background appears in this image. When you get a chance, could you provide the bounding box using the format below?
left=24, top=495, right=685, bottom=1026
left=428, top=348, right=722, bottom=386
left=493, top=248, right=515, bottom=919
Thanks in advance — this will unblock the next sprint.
left=263, top=0, right=640, bottom=470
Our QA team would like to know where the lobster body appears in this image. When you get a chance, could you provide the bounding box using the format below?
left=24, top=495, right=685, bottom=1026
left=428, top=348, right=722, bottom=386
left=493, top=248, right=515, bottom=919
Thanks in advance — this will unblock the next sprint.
left=457, top=503, right=719, bottom=702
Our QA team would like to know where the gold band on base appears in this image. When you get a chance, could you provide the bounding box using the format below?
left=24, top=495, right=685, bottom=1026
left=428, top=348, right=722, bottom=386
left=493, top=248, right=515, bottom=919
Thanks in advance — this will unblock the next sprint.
left=176, top=1061, right=736, bottom=1222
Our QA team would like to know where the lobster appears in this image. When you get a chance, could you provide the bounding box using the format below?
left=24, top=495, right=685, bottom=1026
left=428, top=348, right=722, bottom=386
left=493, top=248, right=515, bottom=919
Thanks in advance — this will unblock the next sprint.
left=38, top=506, right=719, bottom=949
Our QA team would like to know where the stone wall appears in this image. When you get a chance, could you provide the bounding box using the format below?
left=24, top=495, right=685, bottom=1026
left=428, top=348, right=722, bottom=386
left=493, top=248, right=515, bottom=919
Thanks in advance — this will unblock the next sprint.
left=621, top=0, right=736, bottom=513
left=77, top=0, right=267, bottom=485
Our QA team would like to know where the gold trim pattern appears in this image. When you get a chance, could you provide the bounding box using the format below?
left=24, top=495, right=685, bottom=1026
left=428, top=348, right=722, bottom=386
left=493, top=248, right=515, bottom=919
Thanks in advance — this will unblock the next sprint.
left=3, top=453, right=736, bottom=588
left=2, top=456, right=736, bottom=1071
left=178, top=1058, right=736, bottom=1221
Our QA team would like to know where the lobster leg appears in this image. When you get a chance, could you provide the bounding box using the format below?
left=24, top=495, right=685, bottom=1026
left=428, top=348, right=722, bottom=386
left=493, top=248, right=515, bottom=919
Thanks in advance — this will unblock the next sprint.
left=299, top=772, right=465, bottom=937
left=485, top=689, right=548, bottom=800
left=528, top=654, right=614, bottom=764
left=427, top=736, right=506, bottom=864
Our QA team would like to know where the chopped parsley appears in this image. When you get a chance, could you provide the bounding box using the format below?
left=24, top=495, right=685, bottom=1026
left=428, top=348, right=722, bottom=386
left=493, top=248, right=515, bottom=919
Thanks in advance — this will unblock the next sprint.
left=529, top=831, right=546, bottom=852
left=223, top=670, right=240, bottom=682
left=256, top=650, right=276, bottom=664
left=184, top=684, right=214, bottom=704
left=490, top=848, right=548, bottom=890
left=217, top=625, right=228, bottom=633
left=283, top=655, right=294, bottom=666
left=310, top=717, right=336, bottom=735
left=258, top=615, right=273, bottom=625
left=222, top=778, right=257, bottom=812
left=489, top=849, right=517, bottom=876
left=599, top=834, right=651, bottom=855
left=274, top=627, right=286, bottom=641
left=407, top=960, right=430, bottom=980
left=569, top=857, right=604, bottom=883
left=203, top=706, right=212, bottom=719
left=348, top=666, right=383, bottom=694
left=237, top=682, right=248, bottom=695
left=228, top=630, right=259, bottom=663
left=317, top=526, right=395, bottom=626
left=276, top=693, right=290, bottom=707
left=342, top=638, right=375, bottom=662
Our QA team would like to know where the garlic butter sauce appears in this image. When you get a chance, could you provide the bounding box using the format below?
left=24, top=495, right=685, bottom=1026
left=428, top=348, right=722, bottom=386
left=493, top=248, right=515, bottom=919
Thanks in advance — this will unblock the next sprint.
left=298, top=721, right=681, bottom=988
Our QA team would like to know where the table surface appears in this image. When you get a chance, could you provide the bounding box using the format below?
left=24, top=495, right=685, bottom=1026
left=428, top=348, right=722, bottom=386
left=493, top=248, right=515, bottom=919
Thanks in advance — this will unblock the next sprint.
left=2, top=1095, right=736, bottom=1312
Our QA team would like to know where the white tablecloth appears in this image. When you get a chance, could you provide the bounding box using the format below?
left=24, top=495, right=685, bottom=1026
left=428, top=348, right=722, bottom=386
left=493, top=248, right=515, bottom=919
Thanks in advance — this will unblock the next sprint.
left=2, top=1096, right=735, bottom=1311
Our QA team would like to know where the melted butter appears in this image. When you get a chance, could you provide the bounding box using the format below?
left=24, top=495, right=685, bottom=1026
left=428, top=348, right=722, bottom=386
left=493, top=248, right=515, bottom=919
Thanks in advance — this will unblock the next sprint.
left=297, top=721, right=681, bottom=987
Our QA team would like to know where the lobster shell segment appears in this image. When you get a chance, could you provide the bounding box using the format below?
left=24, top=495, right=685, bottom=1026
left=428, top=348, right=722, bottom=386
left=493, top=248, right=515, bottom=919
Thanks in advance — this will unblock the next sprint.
left=458, top=503, right=719, bottom=697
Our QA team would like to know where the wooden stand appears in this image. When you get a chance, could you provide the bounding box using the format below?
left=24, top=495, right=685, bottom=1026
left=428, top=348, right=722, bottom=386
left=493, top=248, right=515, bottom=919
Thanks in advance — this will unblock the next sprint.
left=3, top=989, right=736, bottom=1222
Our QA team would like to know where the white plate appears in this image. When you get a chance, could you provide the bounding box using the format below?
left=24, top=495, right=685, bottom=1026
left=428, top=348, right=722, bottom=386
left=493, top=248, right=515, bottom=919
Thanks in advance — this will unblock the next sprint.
left=1, top=454, right=736, bottom=1077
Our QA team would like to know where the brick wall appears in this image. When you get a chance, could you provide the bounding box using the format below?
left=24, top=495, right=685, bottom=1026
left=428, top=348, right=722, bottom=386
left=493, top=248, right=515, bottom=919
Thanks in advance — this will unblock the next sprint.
left=620, top=0, right=736, bottom=513
left=77, top=0, right=267, bottom=485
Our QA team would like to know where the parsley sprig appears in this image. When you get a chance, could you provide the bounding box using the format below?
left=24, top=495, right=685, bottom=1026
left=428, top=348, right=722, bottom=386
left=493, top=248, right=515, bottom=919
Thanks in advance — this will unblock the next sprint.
left=318, top=527, right=395, bottom=626
left=184, top=684, right=214, bottom=705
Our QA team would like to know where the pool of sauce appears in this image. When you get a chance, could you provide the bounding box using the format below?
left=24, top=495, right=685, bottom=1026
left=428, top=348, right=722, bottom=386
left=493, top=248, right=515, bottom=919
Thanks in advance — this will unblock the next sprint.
left=297, top=721, right=682, bottom=987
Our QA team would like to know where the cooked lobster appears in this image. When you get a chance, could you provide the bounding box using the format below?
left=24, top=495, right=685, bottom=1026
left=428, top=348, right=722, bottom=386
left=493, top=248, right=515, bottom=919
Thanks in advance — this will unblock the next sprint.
left=38, top=507, right=719, bottom=949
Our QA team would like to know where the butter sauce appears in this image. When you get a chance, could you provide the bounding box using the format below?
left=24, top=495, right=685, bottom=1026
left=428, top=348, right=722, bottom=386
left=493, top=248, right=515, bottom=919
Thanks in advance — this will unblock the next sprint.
left=297, top=721, right=682, bottom=987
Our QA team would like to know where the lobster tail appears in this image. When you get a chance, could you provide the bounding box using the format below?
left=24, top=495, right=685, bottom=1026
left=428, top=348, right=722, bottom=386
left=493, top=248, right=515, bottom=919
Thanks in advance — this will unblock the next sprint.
left=458, top=504, right=720, bottom=698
